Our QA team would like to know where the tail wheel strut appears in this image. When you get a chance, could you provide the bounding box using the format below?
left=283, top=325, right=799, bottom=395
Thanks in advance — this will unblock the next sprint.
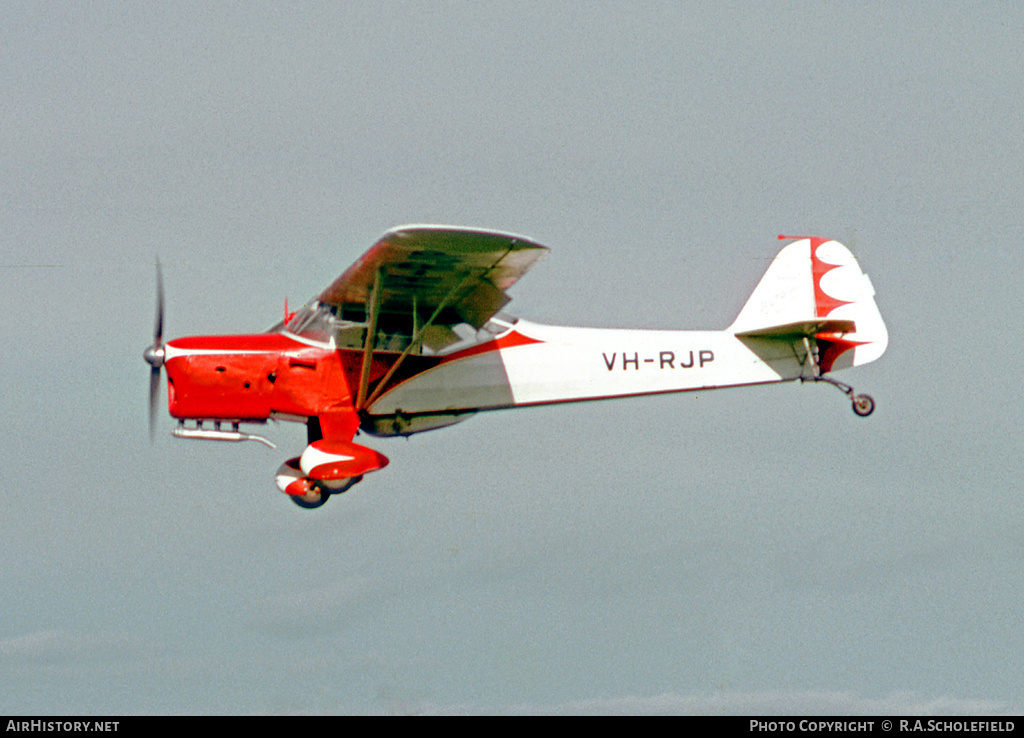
left=801, top=337, right=876, bottom=417
left=809, top=374, right=875, bottom=417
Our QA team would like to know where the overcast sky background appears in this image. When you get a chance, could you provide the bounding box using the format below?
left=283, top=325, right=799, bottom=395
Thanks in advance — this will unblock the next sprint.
left=2, top=1, right=1022, bottom=715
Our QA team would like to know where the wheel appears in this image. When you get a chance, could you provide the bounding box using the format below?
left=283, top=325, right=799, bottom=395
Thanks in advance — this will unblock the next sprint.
left=276, top=457, right=330, bottom=509
left=852, top=394, right=875, bottom=417
left=289, top=484, right=331, bottom=509
left=320, top=474, right=363, bottom=493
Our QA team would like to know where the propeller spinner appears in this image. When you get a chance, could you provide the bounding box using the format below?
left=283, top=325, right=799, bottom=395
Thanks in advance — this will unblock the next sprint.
left=143, top=260, right=165, bottom=440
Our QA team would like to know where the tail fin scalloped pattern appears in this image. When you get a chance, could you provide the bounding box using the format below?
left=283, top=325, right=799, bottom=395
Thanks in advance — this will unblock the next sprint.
left=729, top=237, right=887, bottom=371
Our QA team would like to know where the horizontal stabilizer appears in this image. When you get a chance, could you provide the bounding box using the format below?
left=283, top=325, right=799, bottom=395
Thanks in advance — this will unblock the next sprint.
left=735, top=318, right=856, bottom=339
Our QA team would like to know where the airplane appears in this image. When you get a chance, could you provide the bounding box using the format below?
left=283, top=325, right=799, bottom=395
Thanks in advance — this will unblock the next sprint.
left=144, top=226, right=888, bottom=509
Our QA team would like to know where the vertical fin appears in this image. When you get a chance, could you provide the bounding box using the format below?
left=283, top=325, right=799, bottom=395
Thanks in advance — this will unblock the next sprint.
left=729, top=238, right=887, bottom=369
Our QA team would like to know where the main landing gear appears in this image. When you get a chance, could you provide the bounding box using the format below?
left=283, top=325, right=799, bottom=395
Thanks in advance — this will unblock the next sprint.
left=801, top=337, right=876, bottom=417
left=274, top=457, right=363, bottom=509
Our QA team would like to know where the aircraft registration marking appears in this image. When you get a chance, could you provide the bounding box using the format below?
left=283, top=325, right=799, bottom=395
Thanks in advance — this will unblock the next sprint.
left=601, top=350, right=714, bottom=371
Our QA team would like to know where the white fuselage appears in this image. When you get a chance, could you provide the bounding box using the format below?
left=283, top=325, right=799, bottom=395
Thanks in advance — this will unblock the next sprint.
left=366, top=319, right=802, bottom=418
left=362, top=236, right=887, bottom=432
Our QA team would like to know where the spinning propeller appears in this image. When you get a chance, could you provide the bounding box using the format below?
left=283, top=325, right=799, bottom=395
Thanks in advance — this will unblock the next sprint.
left=143, top=260, right=166, bottom=441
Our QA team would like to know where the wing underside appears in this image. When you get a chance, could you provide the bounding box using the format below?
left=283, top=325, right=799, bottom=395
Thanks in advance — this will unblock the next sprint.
left=316, top=225, right=549, bottom=409
left=319, top=225, right=548, bottom=332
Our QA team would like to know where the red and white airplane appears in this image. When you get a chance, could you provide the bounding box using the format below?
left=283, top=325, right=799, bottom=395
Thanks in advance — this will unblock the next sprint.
left=145, top=226, right=887, bottom=509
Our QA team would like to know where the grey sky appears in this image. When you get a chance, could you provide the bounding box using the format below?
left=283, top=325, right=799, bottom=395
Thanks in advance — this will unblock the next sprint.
left=2, top=1, right=1022, bottom=714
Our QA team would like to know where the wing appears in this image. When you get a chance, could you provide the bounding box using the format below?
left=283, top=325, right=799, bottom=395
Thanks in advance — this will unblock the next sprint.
left=317, top=225, right=549, bottom=409
left=319, top=224, right=549, bottom=333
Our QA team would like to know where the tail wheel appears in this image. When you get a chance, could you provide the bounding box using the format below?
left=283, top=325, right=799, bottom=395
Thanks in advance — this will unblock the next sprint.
left=852, top=394, right=875, bottom=417
left=809, top=374, right=877, bottom=418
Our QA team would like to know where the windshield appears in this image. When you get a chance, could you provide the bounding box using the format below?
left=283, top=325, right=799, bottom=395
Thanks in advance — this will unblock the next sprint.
left=283, top=301, right=356, bottom=347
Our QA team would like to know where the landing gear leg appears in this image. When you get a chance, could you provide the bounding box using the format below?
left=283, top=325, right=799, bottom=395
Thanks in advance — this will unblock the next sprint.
left=810, top=374, right=875, bottom=417
left=800, top=337, right=876, bottom=417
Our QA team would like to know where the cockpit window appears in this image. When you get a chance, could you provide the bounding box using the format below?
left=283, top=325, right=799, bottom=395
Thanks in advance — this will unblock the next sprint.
left=281, top=301, right=518, bottom=353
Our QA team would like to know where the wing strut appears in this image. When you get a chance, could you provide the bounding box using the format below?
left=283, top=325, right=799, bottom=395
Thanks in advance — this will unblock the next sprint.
left=355, top=269, right=383, bottom=410
left=360, top=270, right=477, bottom=411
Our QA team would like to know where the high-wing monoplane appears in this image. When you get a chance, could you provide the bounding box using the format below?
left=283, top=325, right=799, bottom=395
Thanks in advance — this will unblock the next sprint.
left=144, top=226, right=887, bottom=508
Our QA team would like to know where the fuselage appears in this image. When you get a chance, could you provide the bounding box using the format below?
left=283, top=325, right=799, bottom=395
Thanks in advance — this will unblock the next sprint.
left=364, top=318, right=798, bottom=419
left=162, top=317, right=804, bottom=438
